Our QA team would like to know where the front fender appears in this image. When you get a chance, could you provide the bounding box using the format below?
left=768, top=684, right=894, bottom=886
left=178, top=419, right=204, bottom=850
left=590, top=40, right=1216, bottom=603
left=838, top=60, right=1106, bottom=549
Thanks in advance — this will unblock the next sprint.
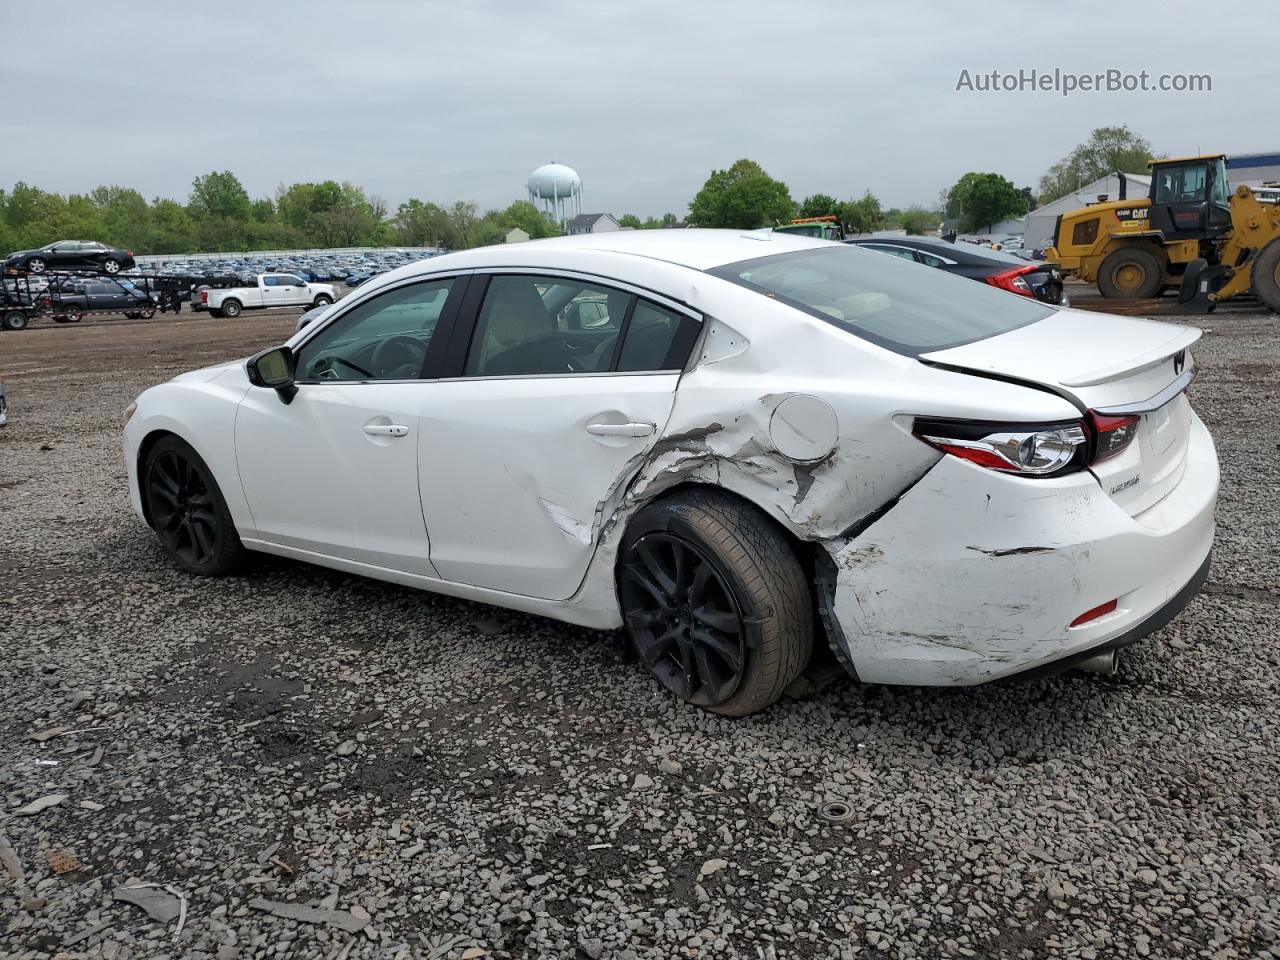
left=123, top=369, right=254, bottom=532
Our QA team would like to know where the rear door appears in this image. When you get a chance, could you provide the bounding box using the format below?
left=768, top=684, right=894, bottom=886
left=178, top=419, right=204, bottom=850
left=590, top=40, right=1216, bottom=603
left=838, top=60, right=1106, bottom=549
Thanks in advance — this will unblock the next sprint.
left=921, top=309, right=1200, bottom=515
left=415, top=272, right=700, bottom=600
left=261, top=275, right=291, bottom=308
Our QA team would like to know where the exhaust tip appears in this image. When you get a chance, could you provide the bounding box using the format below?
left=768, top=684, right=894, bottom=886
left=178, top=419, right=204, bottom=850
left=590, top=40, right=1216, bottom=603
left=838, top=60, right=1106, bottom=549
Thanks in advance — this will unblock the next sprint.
left=1075, top=650, right=1118, bottom=677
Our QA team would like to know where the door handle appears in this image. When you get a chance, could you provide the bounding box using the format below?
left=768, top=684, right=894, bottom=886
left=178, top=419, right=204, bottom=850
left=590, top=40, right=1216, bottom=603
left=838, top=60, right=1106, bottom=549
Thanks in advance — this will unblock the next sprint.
left=586, top=421, right=655, bottom=438
left=363, top=424, right=409, bottom=437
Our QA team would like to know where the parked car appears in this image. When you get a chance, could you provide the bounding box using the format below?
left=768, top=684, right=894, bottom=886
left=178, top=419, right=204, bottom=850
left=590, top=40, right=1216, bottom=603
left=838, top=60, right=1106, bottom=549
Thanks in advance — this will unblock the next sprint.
left=201, top=274, right=336, bottom=318
left=847, top=236, right=1068, bottom=306
left=4, top=240, right=136, bottom=275
left=124, top=231, right=1216, bottom=717
left=294, top=302, right=331, bottom=332
left=49, top=279, right=156, bottom=321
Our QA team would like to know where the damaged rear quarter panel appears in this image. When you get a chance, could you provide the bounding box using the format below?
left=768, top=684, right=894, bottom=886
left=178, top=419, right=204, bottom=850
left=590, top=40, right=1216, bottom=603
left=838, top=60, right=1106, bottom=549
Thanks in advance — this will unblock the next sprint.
left=572, top=279, right=1081, bottom=629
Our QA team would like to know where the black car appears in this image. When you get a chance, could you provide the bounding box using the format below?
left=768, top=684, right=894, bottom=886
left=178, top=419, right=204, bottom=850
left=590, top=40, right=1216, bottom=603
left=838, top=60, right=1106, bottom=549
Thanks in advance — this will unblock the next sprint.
left=50, top=278, right=155, bottom=321
left=4, top=240, right=136, bottom=275
left=846, top=236, right=1067, bottom=306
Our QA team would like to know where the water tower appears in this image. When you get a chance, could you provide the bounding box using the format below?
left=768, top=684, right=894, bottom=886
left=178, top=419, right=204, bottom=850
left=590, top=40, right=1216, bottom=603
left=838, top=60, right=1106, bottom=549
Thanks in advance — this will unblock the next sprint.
left=527, top=163, right=582, bottom=226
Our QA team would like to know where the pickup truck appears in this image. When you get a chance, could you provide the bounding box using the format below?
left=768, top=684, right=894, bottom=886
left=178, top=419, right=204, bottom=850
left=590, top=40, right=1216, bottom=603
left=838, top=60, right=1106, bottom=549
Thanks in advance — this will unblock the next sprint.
left=203, top=273, right=336, bottom=318
left=50, top=278, right=157, bottom=322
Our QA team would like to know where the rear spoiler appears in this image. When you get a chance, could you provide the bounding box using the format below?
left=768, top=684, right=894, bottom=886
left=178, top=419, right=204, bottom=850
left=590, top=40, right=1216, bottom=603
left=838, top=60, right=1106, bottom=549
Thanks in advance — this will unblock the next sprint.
left=1059, top=326, right=1201, bottom=387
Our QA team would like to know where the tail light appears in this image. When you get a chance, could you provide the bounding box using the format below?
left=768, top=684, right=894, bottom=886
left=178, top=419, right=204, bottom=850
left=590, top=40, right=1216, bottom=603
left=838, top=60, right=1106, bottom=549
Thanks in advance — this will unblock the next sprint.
left=201, top=291, right=208, bottom=304
left=914, top=419, right=1087, bottom=476
left=915, top=410, right=1146, bottom=477
left=984, top=265, right=1037, bottom=296
left=1089, top=411, right=1140, bottom=462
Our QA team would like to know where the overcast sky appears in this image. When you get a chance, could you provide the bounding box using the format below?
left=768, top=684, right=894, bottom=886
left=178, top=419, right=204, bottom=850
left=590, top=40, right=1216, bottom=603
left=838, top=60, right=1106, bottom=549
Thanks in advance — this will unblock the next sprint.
left=2, top=1, right=1274, bottom=218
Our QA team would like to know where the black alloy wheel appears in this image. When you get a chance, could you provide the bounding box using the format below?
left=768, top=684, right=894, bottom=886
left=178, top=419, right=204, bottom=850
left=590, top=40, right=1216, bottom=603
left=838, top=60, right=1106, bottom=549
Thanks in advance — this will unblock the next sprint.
left=620, top=531, right=747, bottom=707
left=146, top=447, right=221, bottom=567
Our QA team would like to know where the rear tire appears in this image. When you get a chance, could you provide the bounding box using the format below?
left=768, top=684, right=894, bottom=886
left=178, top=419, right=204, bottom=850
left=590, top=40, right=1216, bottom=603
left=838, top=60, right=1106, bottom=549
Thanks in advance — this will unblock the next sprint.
left=619, top=489, right=812, bottom=717
left=3, top=310, right=30, bottom=331
left=102, top=259, right=121, bottom=274
left=221, top=299, right=242, bottom=318
left=1098, top=247, right=1164, bottom=299
left=1251, top=238, right=1280, bottom=314
left=143, top=435, right=244, bottom=576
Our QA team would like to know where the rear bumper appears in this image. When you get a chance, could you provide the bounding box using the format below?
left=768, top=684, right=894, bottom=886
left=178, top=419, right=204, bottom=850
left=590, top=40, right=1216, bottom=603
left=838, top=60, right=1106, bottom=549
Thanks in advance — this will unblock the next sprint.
left=824, top=413, right=1218, bottom=686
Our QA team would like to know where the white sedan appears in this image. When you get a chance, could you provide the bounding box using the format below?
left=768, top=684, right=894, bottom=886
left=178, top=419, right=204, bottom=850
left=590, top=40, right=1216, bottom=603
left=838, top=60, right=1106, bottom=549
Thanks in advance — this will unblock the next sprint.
left=122, top=231, right=1217, bottom=715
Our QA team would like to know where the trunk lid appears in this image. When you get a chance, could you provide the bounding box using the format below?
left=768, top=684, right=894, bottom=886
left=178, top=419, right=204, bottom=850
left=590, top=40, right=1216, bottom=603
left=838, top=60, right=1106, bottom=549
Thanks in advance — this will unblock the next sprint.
left=921, top=309, right=1200, bottom=516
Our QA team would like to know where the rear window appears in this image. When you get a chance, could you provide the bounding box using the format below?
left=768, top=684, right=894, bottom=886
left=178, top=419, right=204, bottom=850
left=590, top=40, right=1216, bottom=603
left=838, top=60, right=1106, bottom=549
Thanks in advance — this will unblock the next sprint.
left=709, top=246, right=1053, bottom=355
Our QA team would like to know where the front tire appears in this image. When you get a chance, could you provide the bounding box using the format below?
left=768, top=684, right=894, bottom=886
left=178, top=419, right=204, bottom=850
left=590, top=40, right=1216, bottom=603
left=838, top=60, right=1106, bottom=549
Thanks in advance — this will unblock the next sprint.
left=618, top=489, right=812, bottom=716
left=221, top=299, right=242, bottom=318
left=312, top=294, right=333, bottom=308
left=1251, top=238, right=1280, bottom=314
left=26, top=257, right=47, bottom=274
left=1098, top=247, right=1164, bottom=299
left=143, top=435, right=244, bottom=576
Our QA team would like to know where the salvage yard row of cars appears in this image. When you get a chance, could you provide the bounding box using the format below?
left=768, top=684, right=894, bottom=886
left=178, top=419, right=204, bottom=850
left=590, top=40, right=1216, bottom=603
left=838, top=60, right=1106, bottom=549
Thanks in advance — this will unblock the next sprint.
left=123, top=230, right=1216, bottom=716
left=0, top=244, right=438, bottom=330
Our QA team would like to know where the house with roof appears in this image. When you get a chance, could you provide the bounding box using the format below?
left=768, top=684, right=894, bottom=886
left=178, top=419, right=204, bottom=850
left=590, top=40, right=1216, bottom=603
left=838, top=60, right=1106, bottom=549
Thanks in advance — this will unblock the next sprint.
left=567, top=213, right=621, bottom=236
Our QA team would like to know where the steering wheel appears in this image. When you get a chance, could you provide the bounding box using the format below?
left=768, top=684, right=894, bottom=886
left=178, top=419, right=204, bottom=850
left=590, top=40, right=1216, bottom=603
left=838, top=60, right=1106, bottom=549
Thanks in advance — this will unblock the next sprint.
left=370, top=335, right=428, bottom=379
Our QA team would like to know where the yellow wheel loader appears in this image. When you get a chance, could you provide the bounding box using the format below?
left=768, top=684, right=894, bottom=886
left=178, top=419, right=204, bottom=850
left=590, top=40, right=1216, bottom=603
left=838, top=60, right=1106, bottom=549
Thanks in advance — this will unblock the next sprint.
left=1047, top=154, right=1280, bottom=313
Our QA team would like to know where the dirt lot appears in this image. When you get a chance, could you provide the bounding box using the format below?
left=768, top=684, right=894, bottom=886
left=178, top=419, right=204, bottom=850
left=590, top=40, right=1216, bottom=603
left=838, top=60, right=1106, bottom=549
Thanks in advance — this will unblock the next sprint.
left=1, top=296, right=1278, bottom=960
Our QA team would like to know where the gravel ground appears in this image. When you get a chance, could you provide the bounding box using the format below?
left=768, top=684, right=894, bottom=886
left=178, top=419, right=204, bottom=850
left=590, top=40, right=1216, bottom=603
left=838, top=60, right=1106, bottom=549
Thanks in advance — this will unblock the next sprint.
left=1, top=300, right=1278, bottom=960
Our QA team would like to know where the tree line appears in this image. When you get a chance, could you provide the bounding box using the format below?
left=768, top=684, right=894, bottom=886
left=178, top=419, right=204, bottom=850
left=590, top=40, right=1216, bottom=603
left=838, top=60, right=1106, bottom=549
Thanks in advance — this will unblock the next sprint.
left=683, top=125, right=1155, bottom=236
left=0, top=171, right=567, bottom=256
left=0, top=126, right=1156, bottom=255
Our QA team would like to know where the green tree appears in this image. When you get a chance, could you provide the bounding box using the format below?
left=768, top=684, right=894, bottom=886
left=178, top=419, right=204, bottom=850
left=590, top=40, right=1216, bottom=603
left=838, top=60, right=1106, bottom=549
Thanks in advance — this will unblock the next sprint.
left=444, top=201, right=481, bottom=249
left=250, top=197, right=276, bottom=222
left=90, top=186, right=150, bottom=249
left=945, top=173, right=1027, bottom=233
left=839, top=191, right=885, bottom=233
left=618, top=214, right=644, bottom=229
left=688, top=159, right=794, bottom=229
left=395, top=198, right=449, bottom=247
left=898, top=205, right=941, bottom=235
left=1038, top=125, right=1156, bottom=204
left=798, top=193, right=840, bottom=218
left=495, top=200, right=562, bottom=239
left=189, top=171, right=251, bottom=221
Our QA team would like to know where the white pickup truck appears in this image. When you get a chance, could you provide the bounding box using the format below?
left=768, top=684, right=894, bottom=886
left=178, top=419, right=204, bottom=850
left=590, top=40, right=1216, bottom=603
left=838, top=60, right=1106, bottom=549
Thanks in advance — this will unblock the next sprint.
left=202, top=274, right=337, bottom=318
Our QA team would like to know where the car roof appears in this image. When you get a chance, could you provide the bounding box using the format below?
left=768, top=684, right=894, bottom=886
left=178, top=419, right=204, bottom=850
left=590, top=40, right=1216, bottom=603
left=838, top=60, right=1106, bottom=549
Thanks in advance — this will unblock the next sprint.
left=413, top=229, right=833, bottom=273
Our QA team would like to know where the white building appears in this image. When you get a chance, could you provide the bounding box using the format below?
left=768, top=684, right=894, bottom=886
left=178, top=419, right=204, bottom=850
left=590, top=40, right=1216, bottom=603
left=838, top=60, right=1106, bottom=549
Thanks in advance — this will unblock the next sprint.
left=504, top=227, right=530, bottom=244
left=1023, top=172, right=1152, bottom=250
left=567, top=213, right=621, bottom=236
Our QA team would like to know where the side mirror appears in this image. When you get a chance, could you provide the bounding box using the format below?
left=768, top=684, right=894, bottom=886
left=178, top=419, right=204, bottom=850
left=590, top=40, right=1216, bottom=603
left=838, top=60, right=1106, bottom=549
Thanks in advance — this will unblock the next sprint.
left=246, top=346, right=298, bottom=404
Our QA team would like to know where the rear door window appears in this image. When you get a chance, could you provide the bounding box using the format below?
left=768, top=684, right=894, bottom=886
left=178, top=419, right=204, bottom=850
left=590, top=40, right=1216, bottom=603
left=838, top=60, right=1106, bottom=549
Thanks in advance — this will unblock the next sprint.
left=616, top=301, right=701, bottom=372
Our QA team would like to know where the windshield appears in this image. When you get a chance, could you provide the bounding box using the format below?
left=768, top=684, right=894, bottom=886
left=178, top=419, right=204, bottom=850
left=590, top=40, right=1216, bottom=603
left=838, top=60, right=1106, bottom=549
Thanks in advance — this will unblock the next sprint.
left=709, top=246, right=1053, bottom=355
